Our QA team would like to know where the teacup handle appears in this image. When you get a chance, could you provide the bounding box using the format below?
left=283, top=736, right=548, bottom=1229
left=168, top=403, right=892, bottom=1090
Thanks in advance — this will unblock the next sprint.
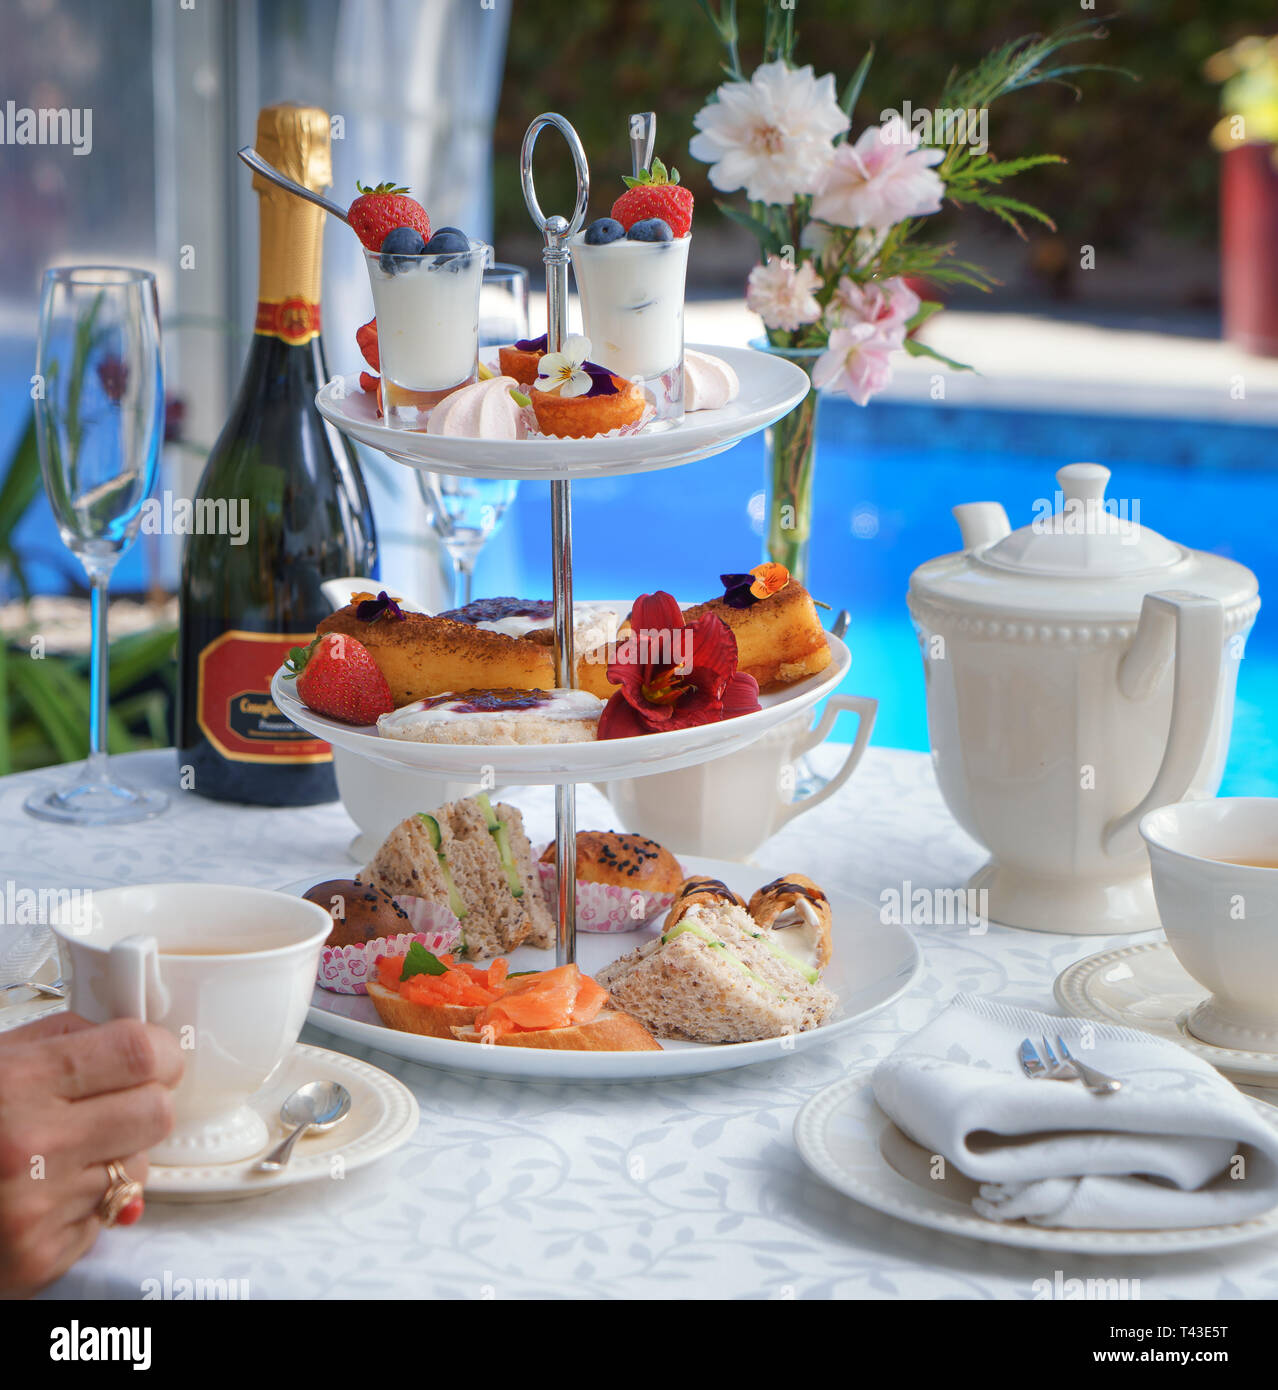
left=105, top=934, right=165, bottom=1022
left=777, top=694, right=878, bottom=827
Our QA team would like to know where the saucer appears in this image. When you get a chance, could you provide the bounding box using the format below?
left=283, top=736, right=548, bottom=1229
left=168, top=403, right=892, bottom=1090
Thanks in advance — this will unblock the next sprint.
left=146, top=1042, right=418, bottom=1202
left=794, top=1069, right=1278, bottom=1254
left=1054, top=941, right=1278, bottom=1087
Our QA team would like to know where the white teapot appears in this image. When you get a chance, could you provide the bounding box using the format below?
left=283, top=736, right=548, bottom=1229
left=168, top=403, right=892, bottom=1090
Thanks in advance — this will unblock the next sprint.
left=907, top=462, right=1260, bottom=935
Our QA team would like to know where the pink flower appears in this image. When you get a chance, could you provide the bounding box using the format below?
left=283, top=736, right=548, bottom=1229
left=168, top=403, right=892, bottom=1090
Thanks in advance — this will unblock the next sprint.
left=745, top=255, right=824, bottom=332
left=812, top=324, right=897, bottom=406
left=826, top=276, right=920, bottom=343
left=810, top=115, right=944, bottom=232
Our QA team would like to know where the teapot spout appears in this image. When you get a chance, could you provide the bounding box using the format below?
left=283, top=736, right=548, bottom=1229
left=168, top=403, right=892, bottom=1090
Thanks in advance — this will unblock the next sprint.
left=952, top=501, right=1011, bottom=551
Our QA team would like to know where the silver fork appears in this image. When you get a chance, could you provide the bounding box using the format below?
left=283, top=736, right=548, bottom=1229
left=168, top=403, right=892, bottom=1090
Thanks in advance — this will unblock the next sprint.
left=1053, top=1034, right=1122, bottom=1097
left=1019, top=1036, right=1122, bottom=1097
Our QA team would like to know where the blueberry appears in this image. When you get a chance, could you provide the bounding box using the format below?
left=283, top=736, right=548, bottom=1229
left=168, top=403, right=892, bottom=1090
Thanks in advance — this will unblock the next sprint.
left=584, top=217, right=625, bottom=246
left=626, top=218, right=673, bottom=243
left=424, top=229, right=471, bottom=256
left=378, top=225, right=426, bottom=273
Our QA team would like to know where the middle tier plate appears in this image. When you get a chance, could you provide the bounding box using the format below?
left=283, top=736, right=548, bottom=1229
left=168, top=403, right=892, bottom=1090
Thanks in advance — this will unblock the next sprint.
left=270, top=631, right=850, bottom=784
left=315, top=343, right=809, bottom=480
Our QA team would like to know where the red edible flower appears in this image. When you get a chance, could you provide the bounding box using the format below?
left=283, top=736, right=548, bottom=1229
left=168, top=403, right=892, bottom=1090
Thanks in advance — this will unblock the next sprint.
left=597, top=590, right=761, bottom=740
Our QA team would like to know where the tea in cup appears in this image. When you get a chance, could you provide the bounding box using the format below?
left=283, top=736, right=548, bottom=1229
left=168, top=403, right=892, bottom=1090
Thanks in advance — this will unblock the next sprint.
left=51, top=883, right=331, bottom=1164
left=1140, top=798, right=1278, bottom=1052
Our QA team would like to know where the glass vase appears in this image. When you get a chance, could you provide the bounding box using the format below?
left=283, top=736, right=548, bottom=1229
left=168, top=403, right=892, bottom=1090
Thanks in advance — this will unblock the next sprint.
left=756, top=341, right=823, bottom=586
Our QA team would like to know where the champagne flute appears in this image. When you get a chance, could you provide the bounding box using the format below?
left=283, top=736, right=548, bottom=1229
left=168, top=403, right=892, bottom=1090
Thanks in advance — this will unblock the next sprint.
left=416, top=471, right=519, bottom=608
left=25, top=266, right=167, bottom=825
left=419, top=264, right=529, bottom=608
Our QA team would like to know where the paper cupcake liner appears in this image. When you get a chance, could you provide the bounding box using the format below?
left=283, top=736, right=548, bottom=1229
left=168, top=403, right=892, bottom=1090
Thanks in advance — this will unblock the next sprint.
left=535, top=859, right=673, bottom=934
left=529, top=401, right=656, bottom=441
left=316, top=896, right=461, bottom=994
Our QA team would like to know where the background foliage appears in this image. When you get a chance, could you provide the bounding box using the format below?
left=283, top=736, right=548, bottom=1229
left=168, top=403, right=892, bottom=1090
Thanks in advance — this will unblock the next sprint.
left=494, top=0, right=1275, bottom=291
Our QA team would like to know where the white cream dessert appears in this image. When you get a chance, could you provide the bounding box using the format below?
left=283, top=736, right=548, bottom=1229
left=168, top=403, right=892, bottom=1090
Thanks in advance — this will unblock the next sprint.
left=378, top=688, right=604, bottom=745
left=684, top=349, right=740, bottom=411
left=426, top=375, right=529, bottom=439
left=571, top=234, right=690, bottom=385
left=363, top=241, right=488, bottom=397
left=437, top=598, right=621, bottom=656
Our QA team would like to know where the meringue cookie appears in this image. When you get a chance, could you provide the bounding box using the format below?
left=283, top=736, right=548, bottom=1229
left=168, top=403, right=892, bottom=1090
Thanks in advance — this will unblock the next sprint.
left=426, top=375, right=529, bottom=439
left=684, top=349, right=740, bottom=411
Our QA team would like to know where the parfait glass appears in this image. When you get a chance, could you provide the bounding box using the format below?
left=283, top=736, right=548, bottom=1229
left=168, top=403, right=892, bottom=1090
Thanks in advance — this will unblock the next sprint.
left=418, top=262, right=529, bottom=608
left=25, top=266, right=167, bottom=825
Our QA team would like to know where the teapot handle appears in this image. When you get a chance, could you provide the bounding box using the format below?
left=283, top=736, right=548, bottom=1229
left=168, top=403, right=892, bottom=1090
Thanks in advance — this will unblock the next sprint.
left=1103, top=591, right=1224, bottom=857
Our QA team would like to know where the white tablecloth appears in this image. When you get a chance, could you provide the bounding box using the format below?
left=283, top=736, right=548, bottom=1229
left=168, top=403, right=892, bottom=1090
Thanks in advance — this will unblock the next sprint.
left=6, top=747, right=1272, bottom=1300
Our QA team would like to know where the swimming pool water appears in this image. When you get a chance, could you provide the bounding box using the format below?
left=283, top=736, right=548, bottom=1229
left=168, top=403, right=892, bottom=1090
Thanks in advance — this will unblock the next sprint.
left=504, top=397, right=1277, bottom=797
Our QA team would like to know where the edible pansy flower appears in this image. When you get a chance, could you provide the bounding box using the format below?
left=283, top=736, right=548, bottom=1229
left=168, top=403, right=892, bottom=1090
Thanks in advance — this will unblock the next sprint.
left=721, top=563, right=791, bottom=608
left=535, top=334, right=619, bottom=398
left=598, top=590, right=762, bottom=740
left=513, top=333, right=548, bottom=353
left=354, top=590, right=406, bottom=622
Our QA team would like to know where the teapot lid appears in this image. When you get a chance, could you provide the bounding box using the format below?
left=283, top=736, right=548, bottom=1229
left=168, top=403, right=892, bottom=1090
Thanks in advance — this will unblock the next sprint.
left=908, top=461, right=1260, bottom=624
left=981, top=463, right=1181, bottom=577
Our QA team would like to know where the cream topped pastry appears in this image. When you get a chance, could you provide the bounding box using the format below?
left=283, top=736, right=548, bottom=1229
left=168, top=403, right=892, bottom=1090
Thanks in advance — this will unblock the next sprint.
left=684, top=349, right=740, bottom=411
left=377, top=687, right=604, bottom=745
left=439, top=597, right=621, bottom=652
left=426, top=374, right=530, bottom=439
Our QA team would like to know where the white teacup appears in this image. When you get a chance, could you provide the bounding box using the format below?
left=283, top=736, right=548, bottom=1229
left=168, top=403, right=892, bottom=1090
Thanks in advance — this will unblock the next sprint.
left=50, top=884, right=331, bottom=1165
left=598, top=694, right=876, bottom=861
left=334, top=750, right=479, bottom=863
left=1140, top=798, right=1278, bottom=1053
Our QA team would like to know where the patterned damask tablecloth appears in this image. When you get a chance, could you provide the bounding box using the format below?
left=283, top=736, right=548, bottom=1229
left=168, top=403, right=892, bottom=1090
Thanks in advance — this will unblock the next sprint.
left=3, top=747, right=1272, bottom=1301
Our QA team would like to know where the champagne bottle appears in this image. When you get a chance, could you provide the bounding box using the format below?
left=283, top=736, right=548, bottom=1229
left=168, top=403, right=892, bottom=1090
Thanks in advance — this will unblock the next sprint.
left=177, top=104, right=377, bottom=805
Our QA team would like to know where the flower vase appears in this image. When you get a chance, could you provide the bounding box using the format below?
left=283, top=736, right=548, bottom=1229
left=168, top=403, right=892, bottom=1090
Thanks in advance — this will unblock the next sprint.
left=757, top=341, right=823, bottom=586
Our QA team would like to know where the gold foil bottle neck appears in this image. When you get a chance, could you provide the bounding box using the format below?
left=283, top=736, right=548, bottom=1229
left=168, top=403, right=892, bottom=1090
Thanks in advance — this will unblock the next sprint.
left=251, top=104, right=330, bottom=327
left=252, top=103, right=332, bottom=195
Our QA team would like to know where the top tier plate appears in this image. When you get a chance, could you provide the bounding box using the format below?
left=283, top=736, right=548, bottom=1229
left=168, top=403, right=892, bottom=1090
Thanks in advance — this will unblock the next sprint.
left=315, top=343, right=809, bottom=480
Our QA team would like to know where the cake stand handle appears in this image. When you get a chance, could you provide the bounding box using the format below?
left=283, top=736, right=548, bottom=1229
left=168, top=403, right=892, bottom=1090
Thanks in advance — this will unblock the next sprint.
left=522, top=113, right=591, bottom=965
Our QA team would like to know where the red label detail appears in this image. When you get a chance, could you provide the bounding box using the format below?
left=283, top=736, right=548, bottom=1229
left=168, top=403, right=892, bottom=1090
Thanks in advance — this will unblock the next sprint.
left=254, top=298, right=321, bottom=345
left=196, top=630, right=331, bottom=765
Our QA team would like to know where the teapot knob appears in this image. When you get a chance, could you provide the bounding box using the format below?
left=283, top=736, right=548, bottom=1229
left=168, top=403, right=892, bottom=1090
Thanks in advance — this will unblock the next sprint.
left=1057, top=462, right=1110, bottom=506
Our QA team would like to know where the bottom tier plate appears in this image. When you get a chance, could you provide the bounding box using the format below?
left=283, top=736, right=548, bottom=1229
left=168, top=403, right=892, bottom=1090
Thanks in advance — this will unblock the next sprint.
left=298, top=855, right=920, bottom=1081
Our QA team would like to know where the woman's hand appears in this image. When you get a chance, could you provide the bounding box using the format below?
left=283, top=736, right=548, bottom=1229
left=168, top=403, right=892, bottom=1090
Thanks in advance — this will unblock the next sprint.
left=0, top=1012, right=183, bottom=1298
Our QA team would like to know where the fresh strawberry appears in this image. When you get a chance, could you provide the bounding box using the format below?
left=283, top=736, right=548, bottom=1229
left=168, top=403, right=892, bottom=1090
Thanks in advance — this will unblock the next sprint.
left=348, top=181, right=431, bottom=252
left=284, top=633, right=393, bottom=726
left=356, top=318, right=380, bottom=370
left=359, top=370, right=381, bottom=395
left=610, top=158, right=693, bottom=238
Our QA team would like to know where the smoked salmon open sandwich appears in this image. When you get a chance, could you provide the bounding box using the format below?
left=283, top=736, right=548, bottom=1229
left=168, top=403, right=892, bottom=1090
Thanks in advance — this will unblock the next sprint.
left=366, top=946, right=660, bottom=1052
left=450, top=964, right=661, bottom=1051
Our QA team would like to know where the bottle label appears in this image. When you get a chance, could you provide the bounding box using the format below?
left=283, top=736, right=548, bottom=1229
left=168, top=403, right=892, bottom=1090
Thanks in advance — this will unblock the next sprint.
left=196, top=630, right=331, bottom=764
left=255, top=298, right=321, bottom=345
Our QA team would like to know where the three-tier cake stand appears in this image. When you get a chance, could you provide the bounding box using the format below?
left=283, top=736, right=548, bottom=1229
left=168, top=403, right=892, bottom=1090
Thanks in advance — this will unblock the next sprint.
left=272, top=115, right=918, bottom=1078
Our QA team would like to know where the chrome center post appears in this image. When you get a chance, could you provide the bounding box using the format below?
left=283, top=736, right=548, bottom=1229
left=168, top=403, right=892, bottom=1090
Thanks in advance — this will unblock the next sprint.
left=520, top=113, right=589, bottom=966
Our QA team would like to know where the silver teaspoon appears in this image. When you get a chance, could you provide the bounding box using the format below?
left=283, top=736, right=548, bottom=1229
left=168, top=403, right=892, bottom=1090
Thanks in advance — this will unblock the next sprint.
left=256, top=1080, right=351, bottom=1172
left=236, top=146, right=351, bottom=225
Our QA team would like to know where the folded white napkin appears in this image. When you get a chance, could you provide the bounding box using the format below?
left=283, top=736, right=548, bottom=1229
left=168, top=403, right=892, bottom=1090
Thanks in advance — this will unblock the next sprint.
left=871, top=994, right=1278, bottom=1230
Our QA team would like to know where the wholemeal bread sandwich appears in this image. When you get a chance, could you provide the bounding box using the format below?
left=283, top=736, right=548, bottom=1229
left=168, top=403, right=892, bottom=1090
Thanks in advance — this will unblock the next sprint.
left=596, top=900, right=837, bottom=1044
left=360, top=794, right=554, bottom=957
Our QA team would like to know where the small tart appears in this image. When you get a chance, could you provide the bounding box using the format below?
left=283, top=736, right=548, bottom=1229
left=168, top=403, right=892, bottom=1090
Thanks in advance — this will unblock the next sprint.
left=498, top=341, right=545, bottom=386
left=531, top=373, right=645, bottom=439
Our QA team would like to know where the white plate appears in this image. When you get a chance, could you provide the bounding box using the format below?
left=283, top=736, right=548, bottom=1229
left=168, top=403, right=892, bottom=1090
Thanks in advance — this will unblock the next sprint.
left=1055, top=941, right=1278, bottom=1087
left=298, top=855, right=920, bottom=1081
left=146, top=1042, right=418, bottom=1202
left=794, top=1069, right=1278, bottom=1254
left=0, top=953, right=65, bottom=1034
left=316, top=343, right=809, bottom=480
left=270, top=631, right=850, bottom=785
